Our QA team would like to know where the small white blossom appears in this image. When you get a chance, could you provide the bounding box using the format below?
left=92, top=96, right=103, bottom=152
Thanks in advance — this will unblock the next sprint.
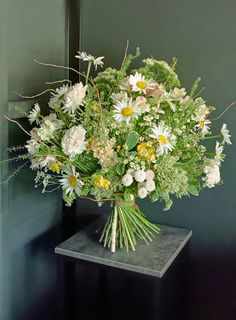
left=138, top=187, right=148, bottom=199
left=28, top=103, right=41, bottom=125
left=38, top=114, right=64, bottom=141
left=145, top=179, right=156, bottom=192
left=75, top=51, right=104, bottom=70
left=49, top=85, right=69, bottom=109
left=215, top=141, right=224, bottom=162
left=221, top=123, right=232, bottom=145
left=61, top=125, right=86, bottom=158
left=122, top=174, right=133, bottom=187
left=134, top=170, right=146, bottom=182
left=145, top=170, right=155, bottom=181
left=62, top=82, right=86, bottom=115
left=26, top=139, right=40, bottom=154
left=203, top=160, right=221, bottom=188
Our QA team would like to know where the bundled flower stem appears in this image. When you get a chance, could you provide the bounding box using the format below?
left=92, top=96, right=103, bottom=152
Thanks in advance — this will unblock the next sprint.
left=100, top=199, right=160, bottom=252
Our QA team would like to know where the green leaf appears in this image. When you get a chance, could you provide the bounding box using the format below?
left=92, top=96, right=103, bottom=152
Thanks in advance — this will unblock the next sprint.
left=116, top=162, right=125, bottom=176
left=149, top=189, right=159, bottom=202
left=125, top=131, right=139, bottom=151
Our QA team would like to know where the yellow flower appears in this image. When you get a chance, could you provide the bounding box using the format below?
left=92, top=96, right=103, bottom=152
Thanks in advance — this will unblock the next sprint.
left=137, top=142, right=156, bottom=162
left=94, top=175, right=110, bottom=190
left=49, top=161, right=62, bottom=174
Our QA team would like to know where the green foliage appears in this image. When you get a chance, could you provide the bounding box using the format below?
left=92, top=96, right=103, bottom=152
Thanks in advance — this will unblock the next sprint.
left=125, top=131, right=139, bottom=150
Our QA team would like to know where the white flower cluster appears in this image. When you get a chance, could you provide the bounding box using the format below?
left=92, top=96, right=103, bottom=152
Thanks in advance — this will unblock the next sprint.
left=75, top=51, right=104, bottom=70
left=62, top=82, right=87, bottom=115
left=203, top=159, right=221, bottom=188
left=61, top=125, right=86, bottom=158
left=122, top=169, right=156, bottom=199
left=37, top=114, right=64, bottom=141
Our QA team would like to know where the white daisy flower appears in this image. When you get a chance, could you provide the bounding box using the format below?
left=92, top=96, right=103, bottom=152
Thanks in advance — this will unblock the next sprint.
left=59, top=167, right=83, bottom=196
left=138, top=187, right=148, bottom=199
left=28, top=103, right=41, bottom=125
left=62, top=82, right=87, bottom=115
left=150, top=124, right=175, bottom=155
left=122, top=173, right=133, bottom=187
left=49, top=85, right=69, bottom=109
left=215, top=141, right=224, bottom=162
left=61, top=125, right=86, bottom=158
left=75, top=51, right=104, bottom=70
left=196, top=119, right=211, bottom=135
left=26, top=138, right=40, bottom=154
left=221, top=123, right=232, bottom=145
left=129, top=72, right=155, bottom=94
left=113, top=98, right=138, bottom=123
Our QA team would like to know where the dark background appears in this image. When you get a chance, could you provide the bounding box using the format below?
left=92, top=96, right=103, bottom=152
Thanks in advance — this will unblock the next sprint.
left=1, top=0, right=236, bottom=319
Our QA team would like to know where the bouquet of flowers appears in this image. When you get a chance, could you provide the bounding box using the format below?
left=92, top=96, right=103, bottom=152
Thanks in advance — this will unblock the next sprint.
left=3, top=47, right=232, bottom=252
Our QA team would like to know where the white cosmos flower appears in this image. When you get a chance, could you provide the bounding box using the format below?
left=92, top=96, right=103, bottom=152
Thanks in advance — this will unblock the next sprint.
left=129, top=72, right=155, bottom=94
left=62, top=82, right=87, bottom=115
left=113, top=98, right=138, bottom=123
left=28, top=103, right=41, bottom=125
left=49, top=85, right=69, bottom=109
left=75, top=51, right=104, bottom=70
left=138, top=187, right=148, bottom=199
left=59, top=167, right=83, bottom=196
left=61, top=125, right=86, bottom=158
left=150, top=124, right=175, bottom=155
left=38, top=114, right=64, bottom=141
left=122, top=173, right=133, bottom=187
left=221, top=123, right=232, bottom=145
left=196, top=118, right=211, bottom=135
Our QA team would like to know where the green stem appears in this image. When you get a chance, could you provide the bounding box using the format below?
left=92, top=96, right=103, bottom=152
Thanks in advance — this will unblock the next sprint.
left=86, top=61, right=92, bottom=86
left=203, top=134, right=221, bottom=140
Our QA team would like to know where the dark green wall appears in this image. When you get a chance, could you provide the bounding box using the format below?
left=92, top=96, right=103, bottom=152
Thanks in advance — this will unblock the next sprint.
left=0, top=1, right=69, bottom=319
left=79, top=0, right=236, bottom=318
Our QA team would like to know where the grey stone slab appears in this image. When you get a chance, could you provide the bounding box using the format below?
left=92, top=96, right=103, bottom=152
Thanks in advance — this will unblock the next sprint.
left=55, top=217, right=192, bottom=278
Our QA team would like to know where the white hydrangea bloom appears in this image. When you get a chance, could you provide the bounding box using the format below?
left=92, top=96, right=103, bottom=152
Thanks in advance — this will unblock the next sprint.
left=61, top=125, right=86, bottom=158
left=38, top=114, right=64, bottom=141
left=203, top=160, right=221, bottom=188
left=138, top=187, right=148, bottom=199
left=145, top=179, right=156, bottom=192
left=62, top=82, right=87, bottom=115
left=122, top=173, right=133, bottom=187
left=145, top=169, right=155, bottom=181
left=134, top=170, right=146, bottom=182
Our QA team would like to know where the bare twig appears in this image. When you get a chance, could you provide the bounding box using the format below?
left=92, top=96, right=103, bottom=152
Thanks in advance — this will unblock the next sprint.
left=45, top=79, right=72, bottom=86
left=15, top=88, right=56, bottom=99
left=4, top=116, right=31, bottom=137
left=209, top=101, right=236, bottom=121
left=33, top=58, right=82, bottom=77
left=193, top=86, right=206, bottom=99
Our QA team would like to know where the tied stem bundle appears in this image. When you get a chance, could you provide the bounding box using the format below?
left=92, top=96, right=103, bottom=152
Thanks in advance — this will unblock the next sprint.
left=99, top=201, right=160, bottom=252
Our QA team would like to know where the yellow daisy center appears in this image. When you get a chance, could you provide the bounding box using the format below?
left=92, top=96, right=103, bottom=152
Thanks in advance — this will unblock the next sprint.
left=199, top=120, right=205, bottom=129
left=121, top=106, right=133, bottom=117
left=158, top=134, right=168, bottom=145
left=136, top=81, right=147, bottom=90
left=68, top=175, right=77, bottom=188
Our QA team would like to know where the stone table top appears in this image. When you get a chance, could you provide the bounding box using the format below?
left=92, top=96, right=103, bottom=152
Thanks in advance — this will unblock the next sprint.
left=55, top=217, right=192, bottom=278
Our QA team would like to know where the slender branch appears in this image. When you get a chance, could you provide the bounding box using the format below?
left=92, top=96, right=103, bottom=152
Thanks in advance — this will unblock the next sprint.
left=4, top=116, right=31, bottom=137
left=45, top=79, right=72, bottom=86
left=209, top=101, right=236, bottom=121
left=15, top=88, right=56, bottom=99
left=193, top=86, right=206, bottom=99
left=33, top=58, right=82, bottom=77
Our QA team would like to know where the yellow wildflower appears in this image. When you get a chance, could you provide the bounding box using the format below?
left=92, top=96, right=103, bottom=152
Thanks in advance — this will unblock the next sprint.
left=94, top=175, right=110, bottom=190
left=137, top=142, right=156, bottom=162
left=49, top=161, right=62, bottom=174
